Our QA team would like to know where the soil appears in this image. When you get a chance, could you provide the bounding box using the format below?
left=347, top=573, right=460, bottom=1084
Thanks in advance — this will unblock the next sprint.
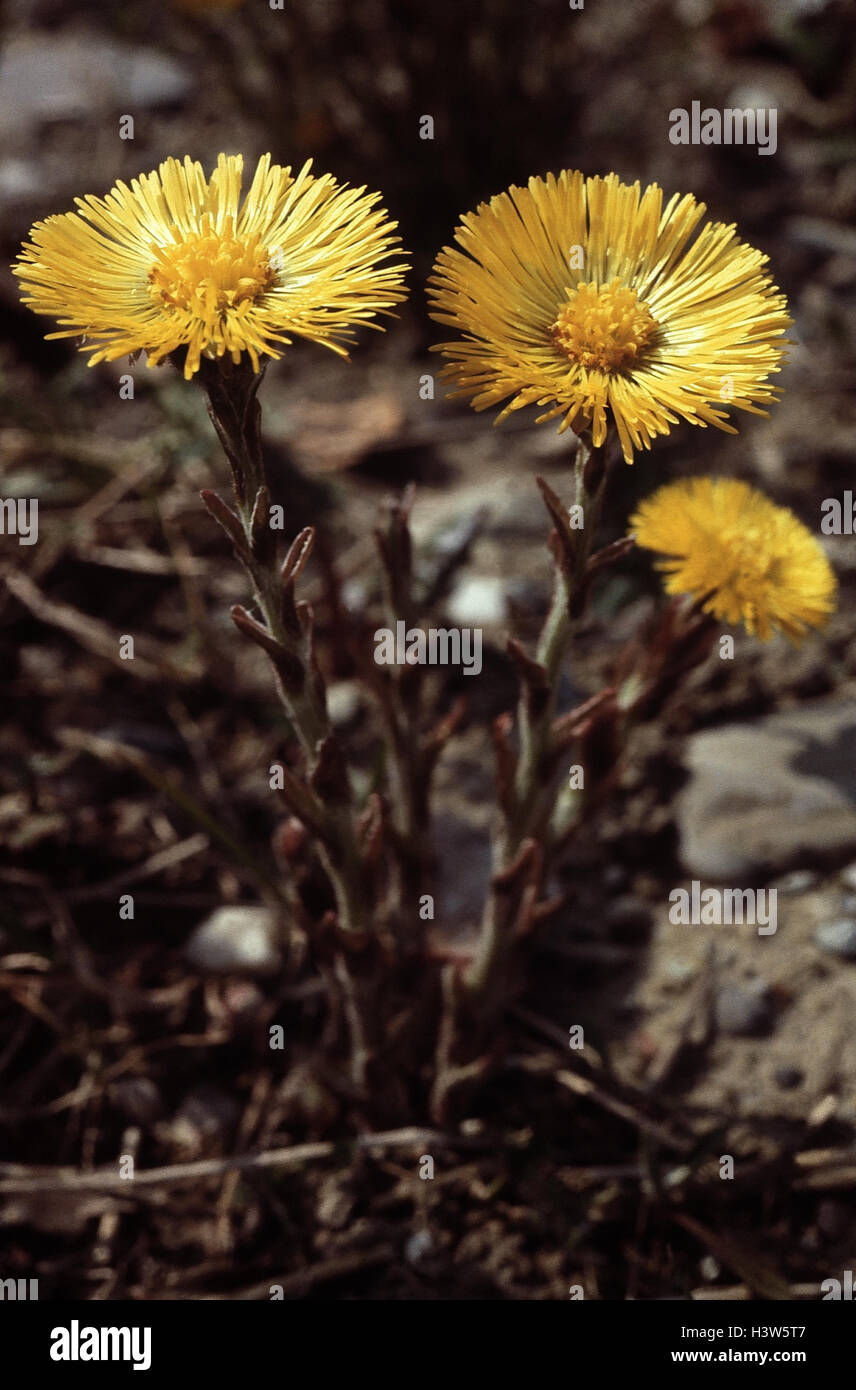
left=2, top=0, right=856, bottom=1300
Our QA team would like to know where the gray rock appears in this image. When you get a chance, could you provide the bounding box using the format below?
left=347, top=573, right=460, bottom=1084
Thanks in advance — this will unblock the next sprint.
left=839, top=862, right=856, bottom=891
left=0, top=33, right=192, bottom=139
left=814, top=918, right=856, bottom=961
left=126, top=50, right=192, bottom=108
left=505, top=577, right=550, bottom=615
left=678, top=701, right=856, bottom=879
left=0, top=157, right=43, bottom=202
left=485, top=483, right=555, bottom=537
left=185, top=905, right=281, bottom=975
left=425, top=509, right=488, bottom=560
left=714, top=980, right=773, bottom=1037
left=434, top=814, right=493, bottom=936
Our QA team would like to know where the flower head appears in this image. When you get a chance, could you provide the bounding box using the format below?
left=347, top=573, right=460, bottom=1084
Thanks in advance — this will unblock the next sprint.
left=428, top=171, right=790, bottom=463
left=14, top=153, right=408, bottom=379
left=629, top=477, right=837, bottom=643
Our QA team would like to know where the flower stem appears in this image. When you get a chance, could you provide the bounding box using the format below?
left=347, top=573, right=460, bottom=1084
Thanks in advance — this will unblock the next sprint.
left=466, top=430, right=612, bottom=1000
left=197, top=355, right=369, bottom=936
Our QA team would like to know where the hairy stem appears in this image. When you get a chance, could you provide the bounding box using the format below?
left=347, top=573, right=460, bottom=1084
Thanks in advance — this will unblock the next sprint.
left=197, top=356, right=369, bottom=936
left=467, top=430, right=612, bottom=1000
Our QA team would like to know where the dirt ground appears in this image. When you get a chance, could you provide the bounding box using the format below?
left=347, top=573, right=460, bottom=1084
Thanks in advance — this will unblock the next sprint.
left=2, top=0, right=856, bottom=1299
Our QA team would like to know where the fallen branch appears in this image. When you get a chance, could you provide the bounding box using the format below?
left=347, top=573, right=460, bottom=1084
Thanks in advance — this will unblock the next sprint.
left=0, top=1126, right=490, bottom=1196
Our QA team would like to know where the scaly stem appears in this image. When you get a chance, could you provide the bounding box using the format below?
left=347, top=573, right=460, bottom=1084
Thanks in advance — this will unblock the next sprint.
left=197, top=355, right=369, bottom=936
left=467, top=429, right=612, bottom=999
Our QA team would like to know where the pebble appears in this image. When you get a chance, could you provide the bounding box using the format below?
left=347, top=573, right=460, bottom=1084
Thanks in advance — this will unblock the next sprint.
left=446, top=574, right=507, bottom=626
left=405, top=1229, right=434, bottom=1263
left=770, top=870, right=816, bottom=895
left=814, top=918, right=856, bottom=961
left=840, top=862, right=856, bottom=892
left=341, top=577, right=369, bottom=614
left=185, top=904, right=281, bottom=975
left=326, top=680, right=363, bottom=728
left=714, top=980, right=773, bottom=1037
left=662, top=957, right=697, bottom=988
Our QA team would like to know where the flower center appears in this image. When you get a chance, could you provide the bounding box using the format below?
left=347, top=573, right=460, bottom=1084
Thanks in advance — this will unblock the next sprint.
left=551, top=277, right=658, bottom=372
left=147, top=216, right=276, bottom=318
left=726, top=528, right=783, bottom=588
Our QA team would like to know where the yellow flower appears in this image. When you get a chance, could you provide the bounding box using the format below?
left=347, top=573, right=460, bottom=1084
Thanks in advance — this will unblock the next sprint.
left=629, top=477, right=837, bottom=643
left=14, top=153, right=408, bottom=380
left=428, top=171, right=790, bottom=464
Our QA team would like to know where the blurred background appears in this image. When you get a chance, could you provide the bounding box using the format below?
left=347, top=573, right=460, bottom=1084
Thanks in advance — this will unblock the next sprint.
left=1, top=0, right=856, bottom=1300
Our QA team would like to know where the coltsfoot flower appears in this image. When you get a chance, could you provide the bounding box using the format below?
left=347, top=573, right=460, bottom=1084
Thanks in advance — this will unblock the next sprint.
left=14, top=153, right=407, bottom=379
left=428, top=171, right=791, bottom=463
left=630, top=477, right=837, bottom=643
